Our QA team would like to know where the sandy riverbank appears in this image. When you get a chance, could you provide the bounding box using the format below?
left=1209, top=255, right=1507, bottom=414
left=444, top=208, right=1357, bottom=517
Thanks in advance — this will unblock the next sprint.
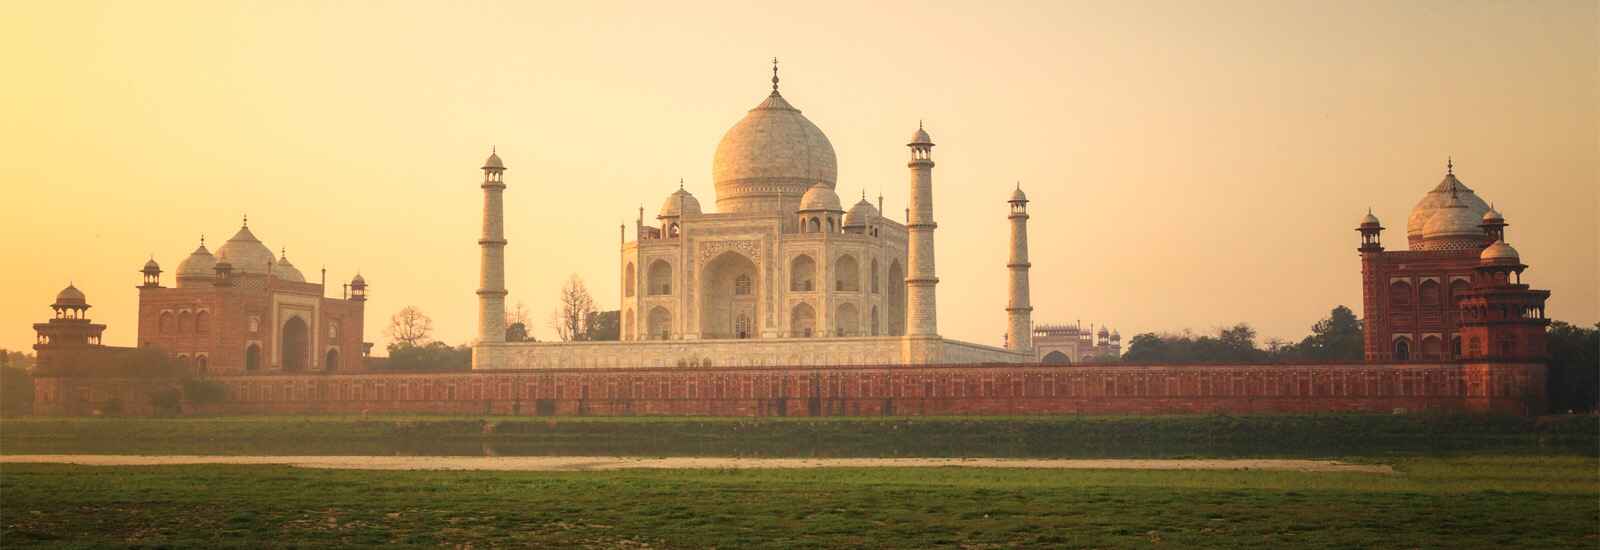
left=0, top=455, right=1393, bottom=473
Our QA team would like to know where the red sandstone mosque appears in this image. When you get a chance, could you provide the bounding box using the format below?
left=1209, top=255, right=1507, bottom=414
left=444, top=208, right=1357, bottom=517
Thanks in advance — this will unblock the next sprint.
left=1356, top=160, right=1550, bottom=364
left=33, top=219, right=369, bottom=377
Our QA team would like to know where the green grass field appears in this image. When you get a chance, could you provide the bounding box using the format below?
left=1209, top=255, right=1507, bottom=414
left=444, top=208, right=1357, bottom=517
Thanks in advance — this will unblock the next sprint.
left=3, top=457, right=1596, bottom=548
left=2, top=415, right=1596, bottom=548
left=3, top=413, right=1596, bottom=457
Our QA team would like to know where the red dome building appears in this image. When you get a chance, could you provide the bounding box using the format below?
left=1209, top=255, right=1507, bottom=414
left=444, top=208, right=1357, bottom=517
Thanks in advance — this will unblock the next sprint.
left=1357, top=161, right=1550, bottom=363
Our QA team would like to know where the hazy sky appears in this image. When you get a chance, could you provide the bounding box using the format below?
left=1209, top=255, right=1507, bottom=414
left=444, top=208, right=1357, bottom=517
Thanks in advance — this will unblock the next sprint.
left=2, top=1, right=1595, bottom=353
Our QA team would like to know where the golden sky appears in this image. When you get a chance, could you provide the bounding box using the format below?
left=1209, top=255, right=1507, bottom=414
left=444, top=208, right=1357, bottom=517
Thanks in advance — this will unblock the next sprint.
left=2, top=1, right=1595, bottom=352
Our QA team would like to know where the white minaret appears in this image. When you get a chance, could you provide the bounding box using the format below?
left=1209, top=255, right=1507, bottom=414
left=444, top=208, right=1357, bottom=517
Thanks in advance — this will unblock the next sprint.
left=905, top=123, right=939, bottom=337
left=1005, top=183, right=1032, bottom=352
left=476, top=150, right=508, bottom=346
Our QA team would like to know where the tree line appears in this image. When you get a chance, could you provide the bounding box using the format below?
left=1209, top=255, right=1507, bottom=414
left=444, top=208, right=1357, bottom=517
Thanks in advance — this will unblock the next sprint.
left=379, top=274, right=618, bottom=371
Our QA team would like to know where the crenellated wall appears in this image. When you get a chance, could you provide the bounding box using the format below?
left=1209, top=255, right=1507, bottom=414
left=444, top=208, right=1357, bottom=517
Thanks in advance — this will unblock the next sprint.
left=33, top=362, right=1547, bottom=417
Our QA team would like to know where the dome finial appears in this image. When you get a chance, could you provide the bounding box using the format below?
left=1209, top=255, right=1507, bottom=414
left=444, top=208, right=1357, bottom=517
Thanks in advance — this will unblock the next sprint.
left=771, top=57, right=780, bottom=92
left=679, top=178, right=685, bottom=190
left=1447, top=156, right=1453, bottom=175
left=242, top=214, right=248, bottom=227
left=199, top=233, right=205, bottom=246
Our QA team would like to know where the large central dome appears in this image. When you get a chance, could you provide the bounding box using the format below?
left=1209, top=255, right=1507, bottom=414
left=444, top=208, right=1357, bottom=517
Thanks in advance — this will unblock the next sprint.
left=712, top=89, right=838, bottom=214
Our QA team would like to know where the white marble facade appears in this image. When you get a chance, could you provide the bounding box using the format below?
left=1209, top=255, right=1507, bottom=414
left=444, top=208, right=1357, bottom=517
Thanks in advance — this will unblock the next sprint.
left=475, top=66, right=1029, bottom=369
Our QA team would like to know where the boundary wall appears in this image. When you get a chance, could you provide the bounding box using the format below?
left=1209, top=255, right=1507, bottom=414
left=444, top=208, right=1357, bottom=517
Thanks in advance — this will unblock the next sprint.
left=32, top=362, right=1546, bottom=417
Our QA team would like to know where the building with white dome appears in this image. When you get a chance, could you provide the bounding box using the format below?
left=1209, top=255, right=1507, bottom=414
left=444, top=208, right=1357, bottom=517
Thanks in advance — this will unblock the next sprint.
left=1356, top=160, right=1550, bottom=363
left=472, top=65, right=1031, bottom=369
left=134, top=219, right=370, bottom=374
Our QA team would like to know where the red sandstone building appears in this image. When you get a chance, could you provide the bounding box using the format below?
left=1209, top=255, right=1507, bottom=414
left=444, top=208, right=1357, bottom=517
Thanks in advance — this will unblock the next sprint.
left=134, top=219, right=369, bottom=374
left=1357, top=161, right=1550, bottom=363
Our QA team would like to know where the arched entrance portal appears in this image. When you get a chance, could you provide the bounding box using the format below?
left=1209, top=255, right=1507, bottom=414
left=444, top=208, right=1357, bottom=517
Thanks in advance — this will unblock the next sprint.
left=1041, top=351, right=1071, bottom=365
left=887, top=260, right=906, bottom=335
left=281, top=316, right=309, bottom=372
left=325, top=348, right=339, bottom=371
left=245, top=344, right=261, bottom=371
left=700, top=251, right=758, bottom=339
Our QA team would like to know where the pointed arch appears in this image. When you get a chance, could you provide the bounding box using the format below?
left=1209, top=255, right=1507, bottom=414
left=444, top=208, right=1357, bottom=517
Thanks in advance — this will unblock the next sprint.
left=624, top=262, right=636, bottom=297
left=700, top=251, right=758, bottom=339
left=647, top=260, right=672, bottom=295
left=870, top=258, right=880, bottom=294
left=835, top=254, right=860, bottom=292
left=887, top=260, right=906, bottom=336
left=647, top=306, right=672, bottom=340
left=281, top=316, right=308, bottom=372
left=791, top=303, right=816, bottom=337
left=245, top=343, right=261, bottom=371
left=790, top=255, right=816, bottom=292
left=836, top=303, right=860, bottom=336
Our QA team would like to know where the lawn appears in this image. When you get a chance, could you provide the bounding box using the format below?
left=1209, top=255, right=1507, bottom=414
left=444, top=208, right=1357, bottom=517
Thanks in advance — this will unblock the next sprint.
left=3, top=414, right=1595, bottom=458
left=2, top=456, right=1596, bottom=548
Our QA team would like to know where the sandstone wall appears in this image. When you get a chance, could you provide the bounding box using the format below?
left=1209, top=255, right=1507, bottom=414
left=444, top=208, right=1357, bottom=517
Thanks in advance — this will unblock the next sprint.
left=33, top=362, right=1547, bottom=417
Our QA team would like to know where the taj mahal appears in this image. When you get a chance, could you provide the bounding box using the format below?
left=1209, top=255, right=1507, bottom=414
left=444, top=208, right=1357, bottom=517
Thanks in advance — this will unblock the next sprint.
left=471, top=64, right=1038, bottom=369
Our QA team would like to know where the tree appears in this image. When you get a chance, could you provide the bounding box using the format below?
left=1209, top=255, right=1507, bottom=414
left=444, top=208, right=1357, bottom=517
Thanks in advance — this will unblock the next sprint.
left=1123, top=324, right=1269, bottom=364
left=1545, top=321, right=1599, bottom=414
left=505, top=322, right=532, bottom=343
left=505, top=301, right=533, bottom=342
left=550, top=274, right=596, bottom=342
left=585, top=310, right=620, bottom=341
left=1282, top=306, right=1364, bottom=361
left=383, top=341, right=472, bottom=371
left=386, top=306, right=433, bottom=347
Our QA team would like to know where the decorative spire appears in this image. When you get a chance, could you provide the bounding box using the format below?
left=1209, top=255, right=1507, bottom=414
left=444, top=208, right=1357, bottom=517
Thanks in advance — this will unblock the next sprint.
left=199, top=234, right=205, bottom=247
left=1447, top=156, right=1454, bottom=176
left=771, top=57, right=780, bottom=92
left=280, top=247, right=288, bottom=260
left=242, top=214, right=248, bottom=227
left=679, top=178, right=685, bottom=190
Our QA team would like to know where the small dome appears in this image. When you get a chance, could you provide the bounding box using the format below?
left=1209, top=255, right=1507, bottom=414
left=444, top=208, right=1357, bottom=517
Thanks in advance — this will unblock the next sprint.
left=843, top=196, right=879, bottom=227
left=1480, top=240, right=1520, bottom=263
left=1361, top=210, right=1380, bottom=226
left=179, top=244, right=219, bottom=281
left=658, top=186, right=702, bottom=218
left=216, top=223, right=275, bottom=275
left=351, top=273, right=366, bottom=286
left=798, top=182, right=842, bottom=212
left=1111, top=330, right=1121, bottom=340
left=482, top=151, right=504, bottom=170
left=142, top=258, right=161, bottom=272
left=54, top=284, right=86, bottom=307
left=273, top=250, right=305, bottom=282
left=1482, top=207, right=1503, bottom=222
left=1098, top=326, right=1110, bottom=336
left=910, top=124, right=932, bottom=145
left=1010, top=186, right=1028, bottom=203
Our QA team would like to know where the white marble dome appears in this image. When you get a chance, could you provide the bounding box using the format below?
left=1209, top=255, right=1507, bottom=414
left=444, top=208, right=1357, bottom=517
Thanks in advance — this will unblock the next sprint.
left=273, top=250, right=306, bottom=282
left=798, top=182, right=842, bottom=212
left=1421, top=194, right=1486, bottom=246
left=712, top=90, right=837, bottom=214
left=1361, top=211, right=1380, bottom=226
left=843, top=196, right=879, bottom=227
left=1408, top=172, right=1490, bottom=245
left=658, top=187, right=702, bottom=218
left=176, top=243, right=217, bottom=283
left=1480, top=240, right=1520, bottom=262
left=216, top=224, right=275, bottom=275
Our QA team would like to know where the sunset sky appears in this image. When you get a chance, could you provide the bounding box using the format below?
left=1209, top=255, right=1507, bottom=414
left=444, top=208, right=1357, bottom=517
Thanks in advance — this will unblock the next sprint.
left=2, top=1, right=1595, bottom=353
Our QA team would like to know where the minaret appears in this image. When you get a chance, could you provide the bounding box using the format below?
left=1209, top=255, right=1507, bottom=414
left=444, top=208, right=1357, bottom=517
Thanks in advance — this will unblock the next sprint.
left=1005, top=184, right=1032, bottom=352
left=477, top=149, right=508, bottom=347
left=905, top=122, right=939, bottom=337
